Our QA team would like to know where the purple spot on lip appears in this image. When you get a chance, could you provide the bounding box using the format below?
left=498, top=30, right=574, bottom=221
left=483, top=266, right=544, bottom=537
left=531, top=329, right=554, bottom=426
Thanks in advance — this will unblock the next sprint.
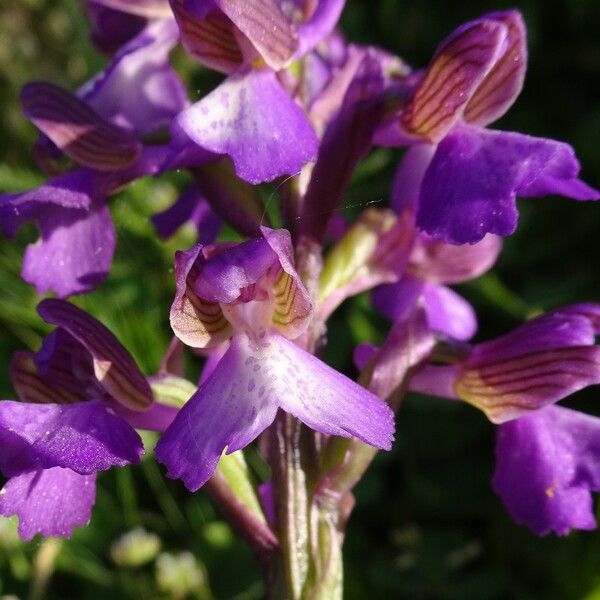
left=248, top=379, right=256, bottom=392
left=253, top=364, right=261, bottom=372
left=258, top=386, right=265, bottom=397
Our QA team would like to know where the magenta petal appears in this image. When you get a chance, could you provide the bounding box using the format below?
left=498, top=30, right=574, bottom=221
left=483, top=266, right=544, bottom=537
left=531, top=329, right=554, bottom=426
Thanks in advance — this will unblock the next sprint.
left=175, top=69, right=318, bottom=183
left=170, top=245, right=233, bottom=348
left=300, top=50, right=385, bottom=243
left=215, top=0, right=298, bottom=69
left=81, top=20, right=188, bottom=136
left=156, top=330, right=394, bottom=490
left=353, top=342, right=378, bottom=372
left=170, top=0, right=243, bottom=73
left=0, top=400, right=143, bottom=475
left=21, top=82, right=141, bottom=171
left=85, top=3, right=146, bottom=55
left=390, top=145, right=436, bottom=212
left=0, top=468, right=96, bottom=541
left=464, top=10, right=527, bottom=126
left=37, top=299, right=153, bottom=411
left=401, top=19, right=507, bottom=142
left=22, top=199, right=115, bottom=298
left=28, top=328, right=99, bottom=403
left=493, top=406, right=600, bottom=535
left=0, top=170, right=93, bottom=238
left=423, top=284, right=477, bottom=341
left=271, top=334, right=395, bottom=450
left=457, top=310, right=600, bottom=423
left=262, top=228, right=313, bottom=339
left=155, top=334, right=281, bottom=491
left=87, top=0, right=171, bottom=18
left=470, top=310, right=596, bottom=366
left=417, top=125, right=599, bottom=244
left=297, top=0, right=345, bottom=56
left=194, top=237, right=277, bottom=303
left=408, top=233, right=502, bottom=284
left=409, top=364, right=461, bottom=399
left=372, top=276, right=424, bottom=322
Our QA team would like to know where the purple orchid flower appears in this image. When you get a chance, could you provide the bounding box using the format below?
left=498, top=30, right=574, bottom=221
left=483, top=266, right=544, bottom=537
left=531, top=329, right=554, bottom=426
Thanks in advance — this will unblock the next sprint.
left=0, top=299, right=177, bottom=540
left=0, top=147, right=168, bottom=298
left=84, top=3, right=146, bottom=55
left=155, top=227, right=394, bottom=491
left=0, top=13, right=189, bottom=297
left=373, top=207, right=502, bottom=341
left=166, top=1, right=350, bottom=183
left=407, top=304, right=600, bottom=535
left=493, top=405, right=600, bottom=536
left=376, top=10, right=599, bottom=244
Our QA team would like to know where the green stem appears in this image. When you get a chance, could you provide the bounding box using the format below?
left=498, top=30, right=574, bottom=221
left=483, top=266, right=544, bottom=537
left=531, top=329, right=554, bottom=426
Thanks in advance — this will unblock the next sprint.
left=269, top=413, right=312, bottom=599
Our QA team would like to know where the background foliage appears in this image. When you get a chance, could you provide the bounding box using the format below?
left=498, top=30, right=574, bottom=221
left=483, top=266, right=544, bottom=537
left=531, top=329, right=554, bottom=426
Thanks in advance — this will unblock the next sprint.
left=0, top=0, right=599, bottom=598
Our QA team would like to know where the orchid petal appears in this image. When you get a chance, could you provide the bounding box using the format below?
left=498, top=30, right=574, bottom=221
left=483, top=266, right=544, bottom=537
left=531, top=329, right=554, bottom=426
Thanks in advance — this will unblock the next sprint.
left=156, top=331, right=394, bottom=491
left=215, top=0, right=298, bottom=69
left=170, top=245, right=233, bottom=348
left=0, top=468, right=96, bottom=541
left=194, top=237, right=278, bottom=303
left=10, top=351, right=82, bottom=406
left=88, top=0, right=172, bottom=18
left=0, top=400, right=142, bottom=475
left=300, top=50, right=385, bottom=243
left=297, top=0, right=345, bottom=56
left=457, top=344, right=600, bottom=424
left=80, top=19, right=188, bottom=136
left=262, top=228, right=313, bottom=339
left=85, top=3, right=146, bottom=55
left=368, top=306, right=435, bottom=408
left=21, top=199, right=115, bottom=298
left=471, top=310, right=596, bottom=365
left=423, top=284, right=477, bottom=341
left=389, top=145, right=436, bottom=213
left=21, top=82, right=141, bottom=171
left=417, top=126, right=599, bottom=244
left=0, top=170, right=93, bottom=237
left=408, top=233, right=502, bottom=284
left=193, top=159, right=267, bottom=238
left=464, top=10, right=527, bottom=126
left=401, top=19, right=507, bottom=142
left=493, top=406, right=600, bottom=535
left=175, top=69, right=318, bottom=183
left=372, top=276, right=424, bottom=322
left=271, top=334, right=395, bottom=450
left=155, top=333, right=281, bottom=490
left=170, top=0, right=243, bottom=73
left=37, top=299, right=153, bottom=411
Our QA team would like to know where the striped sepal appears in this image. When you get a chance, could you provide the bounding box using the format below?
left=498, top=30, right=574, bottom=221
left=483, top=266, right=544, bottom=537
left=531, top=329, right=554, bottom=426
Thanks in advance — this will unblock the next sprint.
left=21, top=82, right=141, bottom=171
left=170, top=246, right=234, bottom=348
left=260, top=228, right=312, bottom=339
left=464, top=11, right=526, bottom=126
left=10, top=351, right=79, bottom=405
left=37, top=299, right=153, bottom=411
left=549, top=304, right=600, bottom=336
left=216, top=0, right=298, bottom=69
left=407, top=234, right=502, bottom=284
left=456, top=346, right=600, bottom=424
left=401, top=20, right=506, bottom=142
left=87, top=0, right=172, bottom=18
left=271, top=268, right=312, bottom=339
left=170, top=0, right=243, bottom=73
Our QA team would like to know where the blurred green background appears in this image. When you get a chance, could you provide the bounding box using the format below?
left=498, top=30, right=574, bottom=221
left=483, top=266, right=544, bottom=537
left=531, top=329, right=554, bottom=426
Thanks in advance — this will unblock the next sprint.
left=1, top=0, right=599, bottom=598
